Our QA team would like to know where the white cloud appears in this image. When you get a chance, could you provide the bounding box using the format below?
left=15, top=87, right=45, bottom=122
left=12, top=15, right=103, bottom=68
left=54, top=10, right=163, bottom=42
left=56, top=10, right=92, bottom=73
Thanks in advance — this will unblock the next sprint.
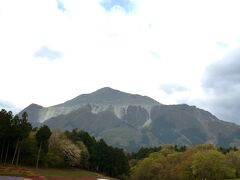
left=0, top=0, right=240, bottom=123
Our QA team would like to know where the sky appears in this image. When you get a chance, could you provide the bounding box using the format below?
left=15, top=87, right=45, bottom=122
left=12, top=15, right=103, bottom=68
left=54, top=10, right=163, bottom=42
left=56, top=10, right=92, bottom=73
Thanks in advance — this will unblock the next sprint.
left=0, top=0, right=240, bottom=124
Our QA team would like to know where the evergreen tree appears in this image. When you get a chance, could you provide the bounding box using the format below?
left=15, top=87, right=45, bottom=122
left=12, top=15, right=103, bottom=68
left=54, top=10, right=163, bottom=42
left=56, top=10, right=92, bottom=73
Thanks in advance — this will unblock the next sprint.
left=36, top=125, right=51, bottom=168
left=0, top=109, right=12, bottom=164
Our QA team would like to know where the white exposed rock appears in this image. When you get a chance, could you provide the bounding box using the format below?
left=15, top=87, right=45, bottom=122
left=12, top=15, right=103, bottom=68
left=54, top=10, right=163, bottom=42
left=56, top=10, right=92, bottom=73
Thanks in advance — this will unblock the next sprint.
left=19, top=87, right=160, bottom=123
left=38, top=106, right=80, bottom=122
left=142, top=118, right=152, bottom=128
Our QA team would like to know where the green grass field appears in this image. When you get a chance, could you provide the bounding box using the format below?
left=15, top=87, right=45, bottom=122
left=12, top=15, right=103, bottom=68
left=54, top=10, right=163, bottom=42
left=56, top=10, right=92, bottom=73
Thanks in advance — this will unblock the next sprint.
left=38, top=168, right=98, bottom=178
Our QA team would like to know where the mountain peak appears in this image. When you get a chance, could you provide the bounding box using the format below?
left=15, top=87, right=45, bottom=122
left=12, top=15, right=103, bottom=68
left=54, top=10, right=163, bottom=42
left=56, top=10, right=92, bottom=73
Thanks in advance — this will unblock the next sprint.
left=62, top=87, right=160, bottom=106
left=27, top=103, right=43, bottom=109
left=92, top=87, right=118, bottom=94
left=97, top=87, right=114, bottom=91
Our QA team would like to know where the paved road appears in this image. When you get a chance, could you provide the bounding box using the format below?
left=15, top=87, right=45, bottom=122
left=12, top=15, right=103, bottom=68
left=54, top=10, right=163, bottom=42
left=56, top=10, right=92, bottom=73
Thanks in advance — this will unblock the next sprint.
left=0, top=176, right=45, bottom=180
left=0, top=177, right=22, bottom=180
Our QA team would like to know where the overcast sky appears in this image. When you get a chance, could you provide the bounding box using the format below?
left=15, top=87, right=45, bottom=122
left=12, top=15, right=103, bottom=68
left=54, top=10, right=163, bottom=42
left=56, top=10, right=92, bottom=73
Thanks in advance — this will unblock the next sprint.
left=1, top=0, right=240, bottom=124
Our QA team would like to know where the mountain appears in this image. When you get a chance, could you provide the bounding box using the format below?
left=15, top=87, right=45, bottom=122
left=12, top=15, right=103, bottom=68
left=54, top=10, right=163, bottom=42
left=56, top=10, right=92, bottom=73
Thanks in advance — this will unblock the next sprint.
left=19, top=87, right=160, bottom=123
left=61, top=87, right=160, bottom=106
left=20, top=87, right=240, bottom=151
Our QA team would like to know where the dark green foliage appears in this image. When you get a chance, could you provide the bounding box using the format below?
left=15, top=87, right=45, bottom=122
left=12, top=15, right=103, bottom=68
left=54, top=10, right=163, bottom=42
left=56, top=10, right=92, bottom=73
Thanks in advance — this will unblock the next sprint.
left=36, top=125, right=51, bottom=153
left=36, top=125, right=52, bottom=142
left=0, top=110, right=12, bottom=140
left=0, top=110, right=13, bottom=164
left=1, top=109, right=129, bottom=177
left=76, top=141, right=89, bottom=168
left=0, top=109, right=32, bottom=165
left=218, top=146, right=238, bottom=154
left=20, top=132, right=38, bottom=166
left=129, top=146, right=162, bottom=160
left=66, top=128, right=96, bottom=149
left=90, top=139, right=129, bottom=178
left=36, top=125, right=52, bottom=168
left=66, top=129, right=129, bottom=178
left=15, top=113, right=32, bottom=143
left=43, top=151, right=66, bottom=168
left=174, top=144, right=187, bottom=152
left=2, top=108, right=240, bottom=179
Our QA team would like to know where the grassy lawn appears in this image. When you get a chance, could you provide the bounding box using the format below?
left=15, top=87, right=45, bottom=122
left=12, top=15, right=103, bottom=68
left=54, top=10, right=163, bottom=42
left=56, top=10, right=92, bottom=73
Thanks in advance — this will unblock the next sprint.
left=38, top=168, right=99, bottom=178
left=0, top=164, right=38, bottom=177
left=0, top=165, right=105, bottom=179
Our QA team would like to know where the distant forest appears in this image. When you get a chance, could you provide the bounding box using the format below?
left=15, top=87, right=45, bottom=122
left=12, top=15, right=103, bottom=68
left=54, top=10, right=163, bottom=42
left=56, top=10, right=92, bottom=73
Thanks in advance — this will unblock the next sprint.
left=1, top=109, right=240, bottom=179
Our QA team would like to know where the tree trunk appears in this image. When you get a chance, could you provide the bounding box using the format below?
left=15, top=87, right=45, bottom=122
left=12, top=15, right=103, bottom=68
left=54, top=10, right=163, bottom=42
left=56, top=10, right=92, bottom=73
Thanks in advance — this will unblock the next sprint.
left=4, top=141, right=9, bottom=165
left=16, top=141, right=22, bottom=166
left=0, top=142, right=4, bottom=163
left=36, top=141, right=42, bottom=169
left=12, top=139, right=19, bottom=165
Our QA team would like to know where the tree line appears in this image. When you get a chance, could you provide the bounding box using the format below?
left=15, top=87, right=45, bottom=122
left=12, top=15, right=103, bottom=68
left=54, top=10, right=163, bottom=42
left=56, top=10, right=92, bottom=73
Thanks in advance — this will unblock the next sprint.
left=1, top=109, right=240, bottom=179
left=0, top=109, right=51, bottom=167
left=129, top=144, right=240, bottom=180
left=0, top=109, right=129, bottom=179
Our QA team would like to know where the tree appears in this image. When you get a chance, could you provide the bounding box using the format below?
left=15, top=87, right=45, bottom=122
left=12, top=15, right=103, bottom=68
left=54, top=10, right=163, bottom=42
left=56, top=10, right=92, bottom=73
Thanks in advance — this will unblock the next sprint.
left=96, top=143, right=129, bottom=178
left=0, top=109, right=12, bottom=164
left=160, top=144, right=175, bottom=156
left=76, top=141, right=89, bottom=168
left=130, top=146, right=237, bottom=180
left=195, top=143, right=215, bottom=151
left=129, top=146, right=161, bottom=160
left=49, top=131, right=82, bottom=167
left=191, top=150, right=235, bottom=179
left=110, top=147, right=129, bottom=178
left=174, top=148, right=196, bottom=180
left=36, top=125, right=51, bottom=168
left=66, top=129, right=96, bottom=152
left=20, top=131, right=39, bottom=166
left=65, top=129, right=129, bottom=178
left=130, top=152, right=169, bottom=180
left=15, top=112, right=32, bottom=166
left=226, top=150, right=240, bottom=177
left=11, top=115, right=21, bottom=165
left=65, top=130, right=97, bottom=169
left=0, top=110, right=32, bottom=165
